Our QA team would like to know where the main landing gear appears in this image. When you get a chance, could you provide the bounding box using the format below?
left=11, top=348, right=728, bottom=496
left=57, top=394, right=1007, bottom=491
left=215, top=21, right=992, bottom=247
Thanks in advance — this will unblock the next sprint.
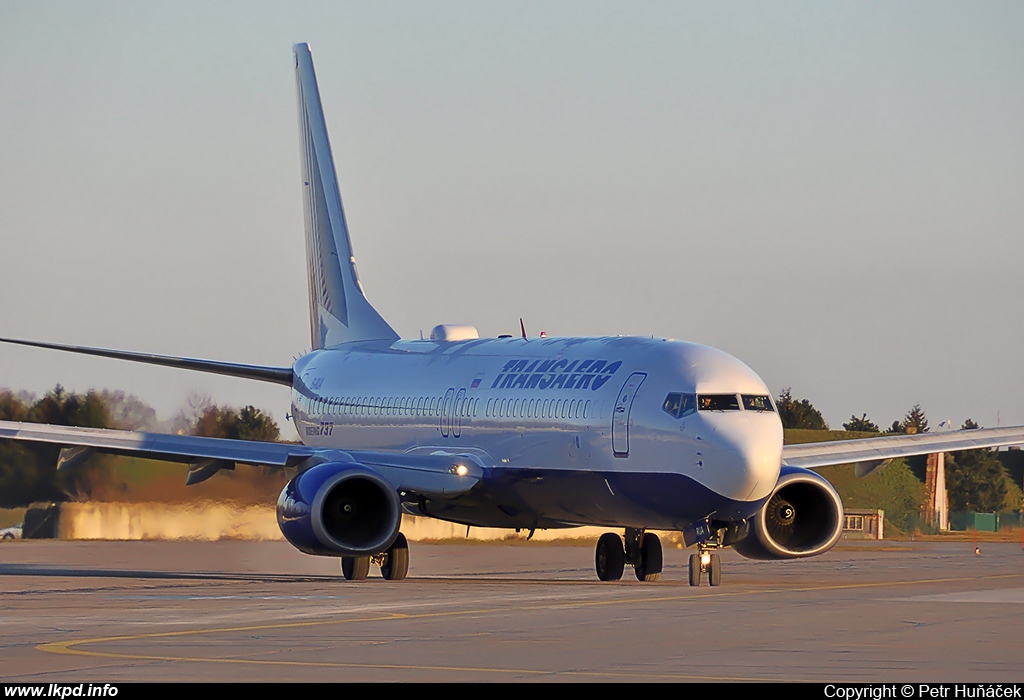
left=688, top=543, right=722, bottom=587
left=595, top=528, right=663, bottom=582
left=341, top=532, right=410, bottom=581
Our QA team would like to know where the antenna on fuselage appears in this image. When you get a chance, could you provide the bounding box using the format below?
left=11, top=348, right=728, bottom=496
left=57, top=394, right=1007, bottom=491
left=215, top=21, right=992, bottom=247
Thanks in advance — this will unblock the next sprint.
left=520, top=318, right=528, bottom=340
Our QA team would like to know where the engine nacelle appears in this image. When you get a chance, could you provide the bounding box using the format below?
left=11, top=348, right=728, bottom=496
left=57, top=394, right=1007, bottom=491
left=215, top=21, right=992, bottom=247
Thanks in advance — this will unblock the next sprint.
left=277, top=462, right=401, bottom=557
left=732, top=466, right=844, bottom=560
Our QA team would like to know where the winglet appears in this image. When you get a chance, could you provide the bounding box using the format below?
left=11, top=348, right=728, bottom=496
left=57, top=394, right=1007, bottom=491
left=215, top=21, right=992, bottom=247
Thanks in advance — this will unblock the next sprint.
left=293, top=43, right=399, bottom=349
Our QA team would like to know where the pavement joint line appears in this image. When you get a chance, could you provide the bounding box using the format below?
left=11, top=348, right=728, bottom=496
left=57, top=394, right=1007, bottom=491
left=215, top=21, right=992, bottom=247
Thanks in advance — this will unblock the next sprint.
left=35, top=571, right=1024, bottom=678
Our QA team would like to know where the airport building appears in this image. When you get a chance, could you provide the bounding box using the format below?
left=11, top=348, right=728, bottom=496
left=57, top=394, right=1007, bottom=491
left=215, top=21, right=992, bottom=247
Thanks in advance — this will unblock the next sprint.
left=842, top=508, right=884, bottom=540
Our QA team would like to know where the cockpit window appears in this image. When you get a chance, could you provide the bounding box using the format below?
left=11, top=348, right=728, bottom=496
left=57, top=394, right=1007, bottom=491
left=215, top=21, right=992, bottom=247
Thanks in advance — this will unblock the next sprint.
left=698, top=394, right=740, bottom=411
left=662, top=392, right=696, bottom=419
left=742, top=394, right=775, bottom=412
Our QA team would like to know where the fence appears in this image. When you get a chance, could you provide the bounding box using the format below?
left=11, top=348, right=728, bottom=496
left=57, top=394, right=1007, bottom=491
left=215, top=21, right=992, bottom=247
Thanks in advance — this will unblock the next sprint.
left=907, top=511, right=1022, bottom=535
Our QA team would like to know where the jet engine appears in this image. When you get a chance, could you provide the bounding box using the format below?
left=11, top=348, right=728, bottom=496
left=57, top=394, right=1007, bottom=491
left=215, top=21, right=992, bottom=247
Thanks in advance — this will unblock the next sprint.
left=277, top=462, right=401, bottom=557
left=732, top=466, right=844, bottom=560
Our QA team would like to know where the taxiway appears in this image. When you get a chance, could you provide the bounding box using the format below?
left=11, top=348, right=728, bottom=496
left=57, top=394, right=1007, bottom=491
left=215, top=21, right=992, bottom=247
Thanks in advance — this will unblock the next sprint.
left=1, top=540, right=1022, bottom=682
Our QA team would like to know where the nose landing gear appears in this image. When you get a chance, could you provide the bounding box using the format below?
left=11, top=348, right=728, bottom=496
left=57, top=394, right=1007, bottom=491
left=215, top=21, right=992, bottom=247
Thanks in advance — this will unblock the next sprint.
left=594, top=528, right=663, bottom=582
left=688, top=543, right=722, bottom=587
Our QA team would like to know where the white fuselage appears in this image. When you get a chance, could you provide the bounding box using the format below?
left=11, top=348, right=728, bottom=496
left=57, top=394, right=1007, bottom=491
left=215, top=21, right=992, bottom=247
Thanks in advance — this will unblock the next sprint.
left=291, top=335, right=783, bottom=532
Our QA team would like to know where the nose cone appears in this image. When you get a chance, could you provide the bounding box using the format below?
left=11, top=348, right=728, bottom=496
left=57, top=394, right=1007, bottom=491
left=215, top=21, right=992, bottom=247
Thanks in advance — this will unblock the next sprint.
left=698, top=413, right=782, bottom=503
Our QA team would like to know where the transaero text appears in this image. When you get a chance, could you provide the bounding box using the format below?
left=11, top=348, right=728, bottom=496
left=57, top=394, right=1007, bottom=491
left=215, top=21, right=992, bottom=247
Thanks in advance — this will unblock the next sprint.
left=490, top=359, right=622, bottom=391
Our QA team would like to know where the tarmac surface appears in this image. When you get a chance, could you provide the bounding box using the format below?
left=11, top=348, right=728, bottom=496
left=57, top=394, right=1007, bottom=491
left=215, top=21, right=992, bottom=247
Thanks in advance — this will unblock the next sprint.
left=1, top=538, right=1023, bottom=682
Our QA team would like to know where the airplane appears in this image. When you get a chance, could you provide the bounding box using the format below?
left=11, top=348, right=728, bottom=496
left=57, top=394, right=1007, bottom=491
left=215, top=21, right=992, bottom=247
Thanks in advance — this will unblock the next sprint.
left=3, top=43, right=1024, bottom=586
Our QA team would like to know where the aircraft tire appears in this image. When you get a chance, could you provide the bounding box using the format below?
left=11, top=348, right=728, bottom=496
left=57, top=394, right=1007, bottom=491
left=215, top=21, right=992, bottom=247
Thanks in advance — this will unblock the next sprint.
left=595, top=533, right=625, bottom=581
left=342, top=555, right=370, bottom=581
left=688, top=553, right=701, bottom=587
left=380, top=533, right=410, bottom=581
left=634, top=533, right=663, bottom=582
left=708, top=553, right=722, bottom=587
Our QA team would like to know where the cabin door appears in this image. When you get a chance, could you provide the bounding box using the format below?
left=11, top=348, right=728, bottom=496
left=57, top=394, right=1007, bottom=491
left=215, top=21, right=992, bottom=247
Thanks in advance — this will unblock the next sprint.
left=440, top=387, right=455, bottom=437
left=611, top=372, right=646, bottom=457
left=452, top=387, right=467, bottom=438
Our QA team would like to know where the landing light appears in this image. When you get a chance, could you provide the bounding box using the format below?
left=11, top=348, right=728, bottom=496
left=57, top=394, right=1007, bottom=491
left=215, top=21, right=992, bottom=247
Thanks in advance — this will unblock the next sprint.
left=450, top=464, right=469, bottom=476
left=700, top=553, right=711, bottom=567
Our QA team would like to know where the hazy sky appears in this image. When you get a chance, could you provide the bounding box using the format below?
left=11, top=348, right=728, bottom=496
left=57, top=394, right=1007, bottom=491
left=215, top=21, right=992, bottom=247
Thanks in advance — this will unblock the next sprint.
left=1, top=1, right=1022, bottom=438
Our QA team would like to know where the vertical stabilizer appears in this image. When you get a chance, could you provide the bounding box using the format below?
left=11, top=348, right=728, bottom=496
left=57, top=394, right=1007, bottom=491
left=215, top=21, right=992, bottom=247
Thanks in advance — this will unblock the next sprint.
left=294, top=43, right=399, bottom=349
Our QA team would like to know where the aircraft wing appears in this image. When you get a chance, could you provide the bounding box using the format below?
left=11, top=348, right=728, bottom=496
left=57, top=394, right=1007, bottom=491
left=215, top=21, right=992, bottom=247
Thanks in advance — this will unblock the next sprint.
left=782, top=425, right=1024, bottom=476
left=0, top=420, right=481, bottom=497
left=0, top=336, right=293, bottom=385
